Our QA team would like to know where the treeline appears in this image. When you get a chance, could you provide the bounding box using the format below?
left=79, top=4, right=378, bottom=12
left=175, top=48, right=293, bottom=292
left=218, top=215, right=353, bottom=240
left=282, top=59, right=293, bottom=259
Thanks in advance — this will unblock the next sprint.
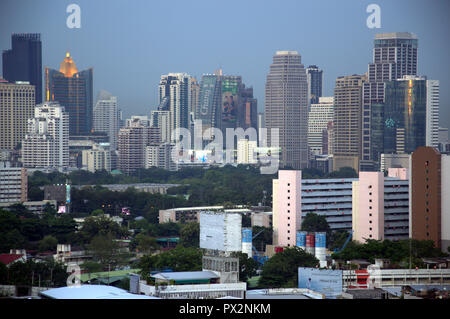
left=332, top=239, right=448, bottom=267
left=28, top=165, right=358, bottom=209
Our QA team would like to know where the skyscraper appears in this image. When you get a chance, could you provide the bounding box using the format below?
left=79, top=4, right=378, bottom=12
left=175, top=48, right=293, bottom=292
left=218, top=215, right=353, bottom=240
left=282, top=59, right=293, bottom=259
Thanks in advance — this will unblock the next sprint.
left=333, top=74, right=366, bottom=172
left=382, top=76, right=439, bottom=154
left=195, top=74, right=222, bottom=141
left=265, top=51, right=309, bottom=169
left=118, top=119, right=161, bottom=174
left=190, top=77, right=200, bottom=115
left=0, top=79, right=35, bottom=150
left=2, top=33, right=42, bottom=104
left=238, top=86, right=257, bottom=132
left=308, top=96, right=334, bottom=155
left=220, top=75, right=242, bottom=133
left=22, top=102, right=69, bottom=170
left=306, top=65, right=323, bottom=105
left=150, top=110, right=171, bottom=143
left=45, top=51, right=93, bottom=136
left=93, top=90, right=119, bottom=150
left=158, top=73, right=192, bottom=140
left=362, top=32, right=418, bottom=170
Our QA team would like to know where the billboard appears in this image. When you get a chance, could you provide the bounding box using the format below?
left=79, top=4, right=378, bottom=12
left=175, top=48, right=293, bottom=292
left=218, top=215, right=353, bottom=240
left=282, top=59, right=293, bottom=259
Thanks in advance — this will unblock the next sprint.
left=298, top=267, right=343, bottom=298
left=57, top=205, right=66, bottom=214
left=221, top=78, right=240, bottom=125
left=199, top=211, right=242, bottom=252
left=121, top=207, right=131, bottom=215
left=198, top=75, right=219, bottom=126
left=66, top=184, right=71, bottom=203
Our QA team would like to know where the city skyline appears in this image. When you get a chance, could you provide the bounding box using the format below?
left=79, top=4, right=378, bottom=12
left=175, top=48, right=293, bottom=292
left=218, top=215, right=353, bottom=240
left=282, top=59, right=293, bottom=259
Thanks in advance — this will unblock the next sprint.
left=0, top=0, right=449, bottom=130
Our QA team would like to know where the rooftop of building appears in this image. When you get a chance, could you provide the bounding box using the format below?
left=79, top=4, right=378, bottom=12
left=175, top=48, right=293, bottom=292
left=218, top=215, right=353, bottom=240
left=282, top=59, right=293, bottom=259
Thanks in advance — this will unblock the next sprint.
left=39, top=285, right=159, bottom=299
left=275, top=50, right=299, bottom=55
left=0, top=254, right=25, bottom=265
left=246, top=289, right=323, bottom=299
left=374, top=32, right=418, bottom=40
left=151, top=271, right=219, bottom=282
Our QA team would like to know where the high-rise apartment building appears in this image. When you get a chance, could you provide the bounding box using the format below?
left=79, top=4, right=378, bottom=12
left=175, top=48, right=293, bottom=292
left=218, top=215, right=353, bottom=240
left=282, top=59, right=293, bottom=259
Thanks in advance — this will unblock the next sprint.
left=22, top=102, right=69, bottom=170
left=333, top=74, right=366, bottom=172
left=93, top=90, right=119, bottom=150
left=362, top=32, right=418, bottom=170
left=272, top=170, right=303, bottom=247
left=151, top=110, right=171, bottom=143
left=0, top=79, right=35, bottom=150
left=118, top=119, right=161, bottom=174
left=410, top=147, right=450, bottom=251
left=144, top=143, right=177, bottom=171
left=273, top=169, right=410, bottom=248
left=306, top=65, right=323, bottom=105
left=237, top=139, right=257, bottom=164
left=308, top=97, right=334, bottom=156
left=159, top=73, right=192, bottom=140
left=265, top=51, right=309, bottom=169
left=2, top=33, right=42, bottom=104
left=45, top=51, right=93, bottom=136
left=82, top=143, right=111, bottom=173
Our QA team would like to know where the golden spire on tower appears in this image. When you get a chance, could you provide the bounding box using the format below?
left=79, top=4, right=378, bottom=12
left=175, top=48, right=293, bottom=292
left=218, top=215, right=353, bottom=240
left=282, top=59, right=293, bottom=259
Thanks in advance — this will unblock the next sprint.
left=60, top=50, right=78, bottom=77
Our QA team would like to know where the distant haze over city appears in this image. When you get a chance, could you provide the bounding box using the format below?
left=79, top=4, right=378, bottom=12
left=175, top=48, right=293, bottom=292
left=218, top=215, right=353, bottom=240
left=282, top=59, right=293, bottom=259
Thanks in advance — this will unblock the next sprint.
left=1, top=0, right=449, bottom=129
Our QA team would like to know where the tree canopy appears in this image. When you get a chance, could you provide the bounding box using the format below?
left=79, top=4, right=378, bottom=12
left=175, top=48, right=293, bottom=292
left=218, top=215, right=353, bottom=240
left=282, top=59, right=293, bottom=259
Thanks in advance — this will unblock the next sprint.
left=258, top=247, right=319, bottom=288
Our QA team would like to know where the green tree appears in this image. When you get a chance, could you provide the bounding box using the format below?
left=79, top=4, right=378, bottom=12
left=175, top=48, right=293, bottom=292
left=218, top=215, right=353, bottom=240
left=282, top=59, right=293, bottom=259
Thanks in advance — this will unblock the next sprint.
left=259, top=247, right=319, bottom=288
left=89, top=234, right=129, bottom=269
left=134, top=233, right=159, bottom=254
left=7, top=259, right=67, bottom=287
left=38, top=235, right=58, bottom=252
left=0, top=229, right=26, bottom=253
left=231, top=252, right=258, bottom=282
left=138, top=246, right=202, bottom=281
left=179, top=222, right=200, bottom=248
left=81, top=215, right=129, bottom=242
left=301, top=212, right=331, bottom=234
left=82, top=261, right=104, bottom=275
left=91, top=209, right=105, bottom=216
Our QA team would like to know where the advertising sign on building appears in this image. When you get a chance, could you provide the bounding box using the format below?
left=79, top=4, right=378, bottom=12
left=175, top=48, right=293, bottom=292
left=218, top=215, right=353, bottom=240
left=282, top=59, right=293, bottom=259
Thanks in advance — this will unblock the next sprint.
left=298, top=267, right=343, bottom=298
left=65, top=184, right=71, bottom=203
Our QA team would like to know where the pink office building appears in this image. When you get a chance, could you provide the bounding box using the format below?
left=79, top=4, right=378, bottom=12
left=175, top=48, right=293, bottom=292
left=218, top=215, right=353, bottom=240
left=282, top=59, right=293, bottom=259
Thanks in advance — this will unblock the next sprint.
left=272, top=170, right=302, bottom=247
left=352, top=172, right=385, bottom=243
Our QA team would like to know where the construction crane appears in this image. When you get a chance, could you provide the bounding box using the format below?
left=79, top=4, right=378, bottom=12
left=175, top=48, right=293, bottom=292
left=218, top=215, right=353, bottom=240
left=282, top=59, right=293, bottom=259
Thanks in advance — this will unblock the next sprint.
left=251, top=229, right=269, bottom=266
left=333, top=230, right=354, bottom=254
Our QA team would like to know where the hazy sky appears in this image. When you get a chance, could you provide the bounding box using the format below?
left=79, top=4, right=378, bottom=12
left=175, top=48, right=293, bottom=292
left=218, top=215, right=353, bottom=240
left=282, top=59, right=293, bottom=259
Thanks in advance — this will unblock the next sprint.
left=1, top=0, right=449, bottom=130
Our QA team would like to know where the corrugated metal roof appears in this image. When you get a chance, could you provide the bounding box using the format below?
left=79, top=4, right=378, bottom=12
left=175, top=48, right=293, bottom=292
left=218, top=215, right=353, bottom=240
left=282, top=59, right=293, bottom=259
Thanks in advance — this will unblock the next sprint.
left=40, top=285, right=159, bottom=299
